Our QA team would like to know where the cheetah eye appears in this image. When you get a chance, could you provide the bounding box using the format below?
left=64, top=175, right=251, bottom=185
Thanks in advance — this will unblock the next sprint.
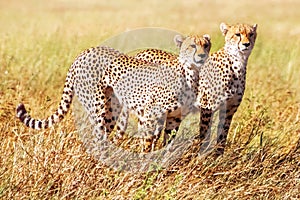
left=203, top=44, right=209, bottom=49
left=249, top=33, right=254, bottom=37
left=235, top=33, right=241, bottom=37
left=190, top=44, right=196, bottom=48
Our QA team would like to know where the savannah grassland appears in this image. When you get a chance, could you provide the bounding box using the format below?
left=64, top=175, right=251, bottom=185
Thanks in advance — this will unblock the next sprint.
left=1, top=0, right=300, bottom=199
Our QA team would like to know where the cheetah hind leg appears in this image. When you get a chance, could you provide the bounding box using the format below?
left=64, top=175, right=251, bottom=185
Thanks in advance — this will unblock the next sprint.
left=92, top=84, right=117, bottom=141
left=103, top=91, right=123, bottom=141
left=113, top=106, right=129, bottom=146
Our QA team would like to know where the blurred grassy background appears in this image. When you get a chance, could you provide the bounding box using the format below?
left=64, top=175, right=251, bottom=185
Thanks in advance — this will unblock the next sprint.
left=0, top=0, right=300, bottom=199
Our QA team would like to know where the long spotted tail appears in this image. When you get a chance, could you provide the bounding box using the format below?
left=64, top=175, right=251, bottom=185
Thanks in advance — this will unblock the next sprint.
left=16, top=71, right=74, bottom=130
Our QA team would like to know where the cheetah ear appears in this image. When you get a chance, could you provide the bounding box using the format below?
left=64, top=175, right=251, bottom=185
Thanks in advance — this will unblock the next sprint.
left=253, top=24, right=258, bottom=31
left=203, top=34, right=211, bottom=41
left=174, top=35, right=185, bottom=48
left=220, top=22, right=229, bottom=36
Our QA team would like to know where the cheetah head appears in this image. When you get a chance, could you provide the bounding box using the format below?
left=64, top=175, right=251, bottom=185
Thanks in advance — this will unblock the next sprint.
left=174, top=34, right=211, bottom=70
left=220, top=22, right=257, bottom=57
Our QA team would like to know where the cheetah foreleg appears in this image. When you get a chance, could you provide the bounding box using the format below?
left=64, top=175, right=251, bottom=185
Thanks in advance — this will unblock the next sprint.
left=164, top=115, right=182, bottom=146
left=216, top=100, right=239, bottom=155
left=197, top=108, right=214, bottom=148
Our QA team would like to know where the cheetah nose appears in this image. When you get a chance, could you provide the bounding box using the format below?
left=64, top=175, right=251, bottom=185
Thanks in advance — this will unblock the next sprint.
left=198, top=54, right=206, bottom=58
left=243, top=42, right=250, bottom=47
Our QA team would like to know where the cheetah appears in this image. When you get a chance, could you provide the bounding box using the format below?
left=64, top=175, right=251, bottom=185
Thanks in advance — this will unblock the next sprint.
left=16, top=34, right=211, bottom=152
left=133, top=48, right=201, bottom=145
left=93, top=34, right=211, bottom=151
left=195, top=22, right=257, bottom=155
left=128, top=44, right=209, bottom=146
left=133, top=23, right=258, bottom=155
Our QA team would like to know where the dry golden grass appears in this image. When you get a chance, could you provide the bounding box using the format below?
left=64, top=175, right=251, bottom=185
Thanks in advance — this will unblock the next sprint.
left=1, top=0, right=300, bottom=199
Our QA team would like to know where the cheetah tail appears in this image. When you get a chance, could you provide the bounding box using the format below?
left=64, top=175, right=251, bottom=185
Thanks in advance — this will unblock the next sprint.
left=16, top=72, right=74, bottom=130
